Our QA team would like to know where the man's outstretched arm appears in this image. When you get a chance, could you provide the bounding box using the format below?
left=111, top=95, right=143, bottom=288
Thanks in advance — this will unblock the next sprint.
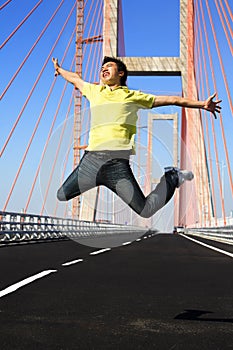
left=152, top=93, right=222, bottom=119
left=52, top=58, right=85, bottom=92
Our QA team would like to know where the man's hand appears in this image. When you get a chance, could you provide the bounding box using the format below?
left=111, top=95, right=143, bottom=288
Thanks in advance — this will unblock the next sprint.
left=203, top=93, right=222, bottom=119
left=52, top=57, right=60, bottom=76
left=51, top=58, right=84, bottom=91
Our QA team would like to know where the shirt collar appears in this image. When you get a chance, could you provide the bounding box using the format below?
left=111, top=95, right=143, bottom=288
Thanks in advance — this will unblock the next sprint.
left=101, top=85, right=129, bottom=93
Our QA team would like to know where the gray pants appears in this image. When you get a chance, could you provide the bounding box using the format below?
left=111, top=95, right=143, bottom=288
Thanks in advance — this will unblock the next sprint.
left=57, top=151, right=178, bottom=218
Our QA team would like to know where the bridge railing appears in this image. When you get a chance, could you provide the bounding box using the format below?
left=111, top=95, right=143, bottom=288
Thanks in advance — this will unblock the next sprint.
left=184, top=225, right=233, bottom=245
left=0, top=211, right=148, bottom=244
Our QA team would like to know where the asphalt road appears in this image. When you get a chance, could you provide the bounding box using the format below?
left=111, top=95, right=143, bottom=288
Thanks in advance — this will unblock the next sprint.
left=0, top=233, right=233, bottom=350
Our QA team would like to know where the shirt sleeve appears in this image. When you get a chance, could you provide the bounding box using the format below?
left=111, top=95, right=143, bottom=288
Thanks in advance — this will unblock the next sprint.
left=133, top=90, right=156, bottom=109
left=82, top=82, right=102, bottom=101
left=81, top=82, right=93, bottom=100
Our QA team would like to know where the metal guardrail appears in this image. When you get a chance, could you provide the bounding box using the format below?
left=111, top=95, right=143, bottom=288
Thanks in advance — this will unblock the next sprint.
left=184, top=226, right=233, bottom=245
left=0, top=211, right=148, bottom=244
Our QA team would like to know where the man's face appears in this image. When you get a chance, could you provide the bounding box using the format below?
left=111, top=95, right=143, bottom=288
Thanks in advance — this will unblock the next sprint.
left=100, top=61, right=123, bottom=85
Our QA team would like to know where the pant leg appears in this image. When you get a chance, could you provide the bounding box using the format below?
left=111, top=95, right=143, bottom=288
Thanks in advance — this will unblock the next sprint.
left=57, top=151, right=178, bottom=219
left=97, top=157, right=146, bottom=214
left=139, top=170, right=178, bottom=218
left=98, top=159, right=178, bottom=218
left=57, top=151, right=105, bottom=201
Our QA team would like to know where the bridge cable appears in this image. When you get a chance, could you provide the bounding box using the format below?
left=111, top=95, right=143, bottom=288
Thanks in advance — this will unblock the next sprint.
left=194, top=0, right=218, bottom=225
left=205, top=0, right=233, bottom=116
left=205, top=0, right=233, bottom=200
left=0, top=0, right=13, bottom=11
left=218, top=0, right=233, bottom=40
left=41, top=0, right=96, bottom=215
left=198, top=0, right=227, bottom=224
left=40, top=62, right=75, bottom=216
left=0, top=1, right=77, bottom=159
left=223, top=0, right=233, bottom=23
left=0, top=0, right=43, bottom=49
left=0, top=0, right=65, bottom=100
left=24, top=27, right=76, bottom=213
left=2, top=3, right=77, bottom=211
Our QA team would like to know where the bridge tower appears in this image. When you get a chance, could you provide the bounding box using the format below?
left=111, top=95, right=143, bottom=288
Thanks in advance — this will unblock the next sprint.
left=73, top=0, right=84, bottom=219
left=103, top=0, right=212, bottom=227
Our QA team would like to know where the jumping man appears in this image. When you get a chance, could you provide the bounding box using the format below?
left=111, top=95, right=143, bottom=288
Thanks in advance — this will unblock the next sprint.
left=52, top=56, right=221, bottom=218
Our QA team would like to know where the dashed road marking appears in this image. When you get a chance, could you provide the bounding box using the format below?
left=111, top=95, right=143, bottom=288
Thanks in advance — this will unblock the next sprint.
left=62, top=259, right=84, bottom=266
left=0, top=270, right=57, bottom=298
left=122, top=241, right=132, bottom=246
left=90, top=248, right=111, bottom=255
left=1, top=234, right=153, bottom=298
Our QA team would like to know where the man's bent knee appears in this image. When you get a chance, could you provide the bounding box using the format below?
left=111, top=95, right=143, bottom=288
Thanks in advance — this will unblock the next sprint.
left=57, top=187, right=67, bottom=201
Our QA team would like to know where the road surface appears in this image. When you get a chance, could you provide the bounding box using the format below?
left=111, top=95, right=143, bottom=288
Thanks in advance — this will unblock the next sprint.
left=0, top=233, right=233, bottom=349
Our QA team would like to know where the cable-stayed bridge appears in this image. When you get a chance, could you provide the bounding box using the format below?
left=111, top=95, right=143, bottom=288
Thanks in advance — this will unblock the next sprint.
left=0, top=2, right=233, bottom=347
left=1, top=0, right=232, bottom=240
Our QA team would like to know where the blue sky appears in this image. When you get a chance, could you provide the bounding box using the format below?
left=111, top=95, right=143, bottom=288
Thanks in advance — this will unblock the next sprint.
left=0, top=0, right=232, bottom=227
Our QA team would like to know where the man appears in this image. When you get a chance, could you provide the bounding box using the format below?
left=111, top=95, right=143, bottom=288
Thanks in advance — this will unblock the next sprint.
left=52, top=56, right=221, bottom=218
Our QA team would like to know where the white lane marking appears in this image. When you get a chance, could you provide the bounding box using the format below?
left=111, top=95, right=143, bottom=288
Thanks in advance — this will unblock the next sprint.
left=136, top=238, right=141, bottom=242
left=62, top=259, right=83, bottom=266
left=0, top=233, right=153, bottom=299
left=0, top=270, right=57, bottom=298
left=90, top=248, right=111, bottom=255
left=180, top=233, right=233, bottom=258
left=122, top=241, right=132, bottom=246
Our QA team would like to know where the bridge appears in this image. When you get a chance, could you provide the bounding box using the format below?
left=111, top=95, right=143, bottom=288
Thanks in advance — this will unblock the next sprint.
left=0, top=0, right=233, bottom=348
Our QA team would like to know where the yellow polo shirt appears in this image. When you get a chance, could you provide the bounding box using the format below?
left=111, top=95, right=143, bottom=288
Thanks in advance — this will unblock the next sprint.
left=82, top=82, right=155, bottom=152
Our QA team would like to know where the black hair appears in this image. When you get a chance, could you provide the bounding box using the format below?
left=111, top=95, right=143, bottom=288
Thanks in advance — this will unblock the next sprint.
left=102, top=56, right=128, bottom=86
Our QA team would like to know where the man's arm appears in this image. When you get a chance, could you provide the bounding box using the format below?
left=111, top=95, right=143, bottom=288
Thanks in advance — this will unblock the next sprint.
left=52, top=58, right=85, bottom=92
left=152, top=93, right=222, bottom=119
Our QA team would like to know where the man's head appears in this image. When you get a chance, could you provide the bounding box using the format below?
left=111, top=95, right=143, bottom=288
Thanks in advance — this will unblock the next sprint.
left=101, top=56, right=128, bottom=86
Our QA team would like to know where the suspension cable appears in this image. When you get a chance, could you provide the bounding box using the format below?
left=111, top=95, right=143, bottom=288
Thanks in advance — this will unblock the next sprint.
left=0, top=1, right=77, bottom=158
left=54, top=124, right=75, bottom=217
left=81, top=0, right=103, bottom=147
left=214, top=0, right=232, bottom=56
left=50, top=5, right=102, bottom=217
left=1, top=0, right=65, bottom=100
left=220, top=0, right=233, bottom=39
left=40, top=74, right=75, bottom=216
left=24, top=28, right=76, bottom=213
left=204, top=0, right=233, bottom=199
left=194, top=0, right=217, bottom=225
left=0, top=0, right=13, bottom=11
left=0, top=0, right=43, bottom=49
left=199, top=0, right=226, bottom=224
left=2, top=5, right=77, bottom=211
left=205, top=0, right=233, bottom=116
left=223, top=0, right=233, bottom=22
